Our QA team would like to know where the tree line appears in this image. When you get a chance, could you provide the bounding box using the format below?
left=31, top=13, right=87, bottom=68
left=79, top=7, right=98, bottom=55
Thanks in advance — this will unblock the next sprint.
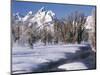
left=11, top=11, right=96, bottom=49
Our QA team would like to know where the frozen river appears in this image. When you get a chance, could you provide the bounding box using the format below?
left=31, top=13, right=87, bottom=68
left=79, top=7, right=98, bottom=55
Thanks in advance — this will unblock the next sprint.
left=12, top=43, right=96, bottom=74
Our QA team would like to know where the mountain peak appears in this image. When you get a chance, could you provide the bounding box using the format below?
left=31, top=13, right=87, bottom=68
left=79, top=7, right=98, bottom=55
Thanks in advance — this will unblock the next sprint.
left=38, top=7, right=45, bottom=13
left=13, top=7, right=55, bottom=31
left=14, top=12, right=22, bottom=21
left=28, top=11, right=33, bottom=15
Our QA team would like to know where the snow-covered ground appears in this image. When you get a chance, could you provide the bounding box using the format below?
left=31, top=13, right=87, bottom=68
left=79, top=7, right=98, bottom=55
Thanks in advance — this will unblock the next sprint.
left=12, top=43, right=96, bottom=74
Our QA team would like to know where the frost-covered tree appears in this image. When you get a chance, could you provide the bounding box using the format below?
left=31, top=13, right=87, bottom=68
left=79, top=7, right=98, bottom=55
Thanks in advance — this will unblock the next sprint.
left=91, top=8, right=96, bottom=50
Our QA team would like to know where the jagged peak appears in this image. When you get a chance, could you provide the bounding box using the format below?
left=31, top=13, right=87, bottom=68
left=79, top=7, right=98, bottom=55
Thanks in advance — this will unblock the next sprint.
left=38, top=7, right=45, bottom=13
left=47, top=10, right=55, bottom=17
left=13, top=12, right=22, bottom=21
left=28, top=11, right=33, bottom=15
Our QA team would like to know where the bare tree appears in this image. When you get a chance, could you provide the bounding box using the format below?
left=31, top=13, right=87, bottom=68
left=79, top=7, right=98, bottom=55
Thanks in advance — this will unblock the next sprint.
left=54, top=19, right=66, bottom=43
left=66, top=11, right=86, bottom=43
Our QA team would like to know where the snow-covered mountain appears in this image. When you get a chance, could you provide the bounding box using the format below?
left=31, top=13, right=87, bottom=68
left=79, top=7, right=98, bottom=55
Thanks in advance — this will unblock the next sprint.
left=12, top=7, right=55, bottom=31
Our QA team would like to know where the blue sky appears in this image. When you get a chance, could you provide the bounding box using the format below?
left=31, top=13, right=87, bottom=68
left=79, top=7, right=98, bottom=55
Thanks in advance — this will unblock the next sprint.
left=12, top=0, right=95, bottom=19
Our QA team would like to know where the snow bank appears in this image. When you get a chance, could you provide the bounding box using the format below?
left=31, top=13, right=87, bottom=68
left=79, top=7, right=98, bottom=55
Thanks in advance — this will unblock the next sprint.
left=58, top=62, right=87, bottom=70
